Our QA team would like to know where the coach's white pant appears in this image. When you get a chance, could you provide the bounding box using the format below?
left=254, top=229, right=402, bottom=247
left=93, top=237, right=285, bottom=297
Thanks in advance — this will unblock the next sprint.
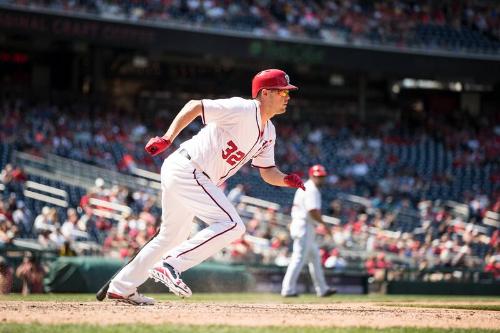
left=281, top=221, right=328, bottom=296
left=109, top=150, right=246, bottom=295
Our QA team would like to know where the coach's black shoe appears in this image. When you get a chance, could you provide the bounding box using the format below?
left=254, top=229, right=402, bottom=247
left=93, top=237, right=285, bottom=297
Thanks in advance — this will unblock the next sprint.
left=107, top=291, right=155, bottom=305
left=149, top=263, right=192, bottom=298
left=282, top=293, right=299, bottom=298
left=319, top=288, right=337, bottom=297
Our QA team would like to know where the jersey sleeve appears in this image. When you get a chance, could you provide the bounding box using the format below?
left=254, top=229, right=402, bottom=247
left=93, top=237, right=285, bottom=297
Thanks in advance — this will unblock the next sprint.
left=201, top=98, right=250, bottom=127
left=251, top=142, right=275, bottom=168
left=251, top=123, right=276, bottom=168
left=304, top=187, right=321, bottom=212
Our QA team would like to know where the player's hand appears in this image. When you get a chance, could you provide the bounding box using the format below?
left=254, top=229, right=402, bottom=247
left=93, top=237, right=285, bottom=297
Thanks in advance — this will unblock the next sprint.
left=284, top=173, right=305, bottom=191
left=145, top=136, right=171, bottom=156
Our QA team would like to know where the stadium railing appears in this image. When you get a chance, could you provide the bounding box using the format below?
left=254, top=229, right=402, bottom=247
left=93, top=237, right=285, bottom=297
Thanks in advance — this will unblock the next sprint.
left=13, top=150, right=161, bottom=194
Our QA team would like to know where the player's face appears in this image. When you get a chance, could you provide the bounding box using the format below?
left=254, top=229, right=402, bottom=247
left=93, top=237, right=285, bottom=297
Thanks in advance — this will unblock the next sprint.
left=313, top=175, right=327, bottom=187
left=270, top=89, right=290, bottom=114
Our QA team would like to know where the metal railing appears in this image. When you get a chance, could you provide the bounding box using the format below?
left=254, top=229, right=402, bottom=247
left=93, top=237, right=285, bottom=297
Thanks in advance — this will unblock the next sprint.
left=13, top=150, right=161, bottom=193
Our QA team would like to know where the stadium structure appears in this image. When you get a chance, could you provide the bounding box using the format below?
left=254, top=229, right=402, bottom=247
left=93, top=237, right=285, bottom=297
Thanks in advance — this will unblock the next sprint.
left=0, top=1, right=499, bottom=296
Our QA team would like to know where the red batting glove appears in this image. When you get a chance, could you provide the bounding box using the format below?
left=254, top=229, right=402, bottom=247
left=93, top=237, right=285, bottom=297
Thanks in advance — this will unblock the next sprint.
left=284, top=173, right=305, bottom=191
left=145, top=136, right=171, bottom=156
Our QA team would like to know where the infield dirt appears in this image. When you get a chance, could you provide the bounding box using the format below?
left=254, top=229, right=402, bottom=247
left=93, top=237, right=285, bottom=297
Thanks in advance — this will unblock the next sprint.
left=1, top=301, right=500, bottom=329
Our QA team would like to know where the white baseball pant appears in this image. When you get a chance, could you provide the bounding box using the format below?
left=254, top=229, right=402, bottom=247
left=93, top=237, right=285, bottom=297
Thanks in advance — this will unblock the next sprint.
left=281, top=221, right=328, bottom=296
left=109, top=150, right=246, bottom=295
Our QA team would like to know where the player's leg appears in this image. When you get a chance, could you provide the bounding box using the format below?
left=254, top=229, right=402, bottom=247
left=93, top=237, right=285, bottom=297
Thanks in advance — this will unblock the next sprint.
left=281, top=233, right=308, bottom=296
left=308, top=239, right=330, bottom=296
left=161, top=169, right=246, bottom=272
left=108, top=154, right=194, bottom=299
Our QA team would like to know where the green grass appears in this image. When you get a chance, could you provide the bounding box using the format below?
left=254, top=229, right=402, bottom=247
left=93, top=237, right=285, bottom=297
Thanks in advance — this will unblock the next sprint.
left=382, top=303, right=500, bottom=311
left=1, top=293, right=499, bottom=303
left=0, top=325, right=499, bottom=333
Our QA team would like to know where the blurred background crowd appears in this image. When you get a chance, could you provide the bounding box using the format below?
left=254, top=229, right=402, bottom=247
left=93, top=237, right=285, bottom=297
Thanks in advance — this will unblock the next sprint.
left=6, top=0, right=500, bottom=54
left=0, top=96, right=498, bottom=290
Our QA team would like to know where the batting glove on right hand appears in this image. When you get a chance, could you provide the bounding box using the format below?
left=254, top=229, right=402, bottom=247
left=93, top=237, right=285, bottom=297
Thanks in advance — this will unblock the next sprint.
left=284, top=173, right=305, bottom=191
left=145, top=136, right=171, bottom=156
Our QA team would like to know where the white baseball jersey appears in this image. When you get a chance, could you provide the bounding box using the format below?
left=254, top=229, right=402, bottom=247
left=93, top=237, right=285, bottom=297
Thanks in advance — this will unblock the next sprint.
left=291, top=179, right=321, bottom=221
left=282, top=179, right=329, bottom=296
left=109, top=97, right=278, bottom=296
left=180, top=97, right=276, bottom=186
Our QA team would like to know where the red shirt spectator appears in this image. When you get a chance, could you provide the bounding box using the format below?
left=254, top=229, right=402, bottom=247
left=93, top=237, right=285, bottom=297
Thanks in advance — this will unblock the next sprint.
left=484, top=257, right=500, bottom=280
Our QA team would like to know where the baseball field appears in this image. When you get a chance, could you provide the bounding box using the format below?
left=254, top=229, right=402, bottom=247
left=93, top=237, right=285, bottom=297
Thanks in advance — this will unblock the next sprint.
left=1, top=293, right=499, bottom=332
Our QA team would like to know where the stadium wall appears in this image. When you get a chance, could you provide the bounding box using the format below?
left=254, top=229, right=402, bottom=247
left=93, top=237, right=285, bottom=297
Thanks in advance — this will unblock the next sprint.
left=43, top=257, right=369, bottom=294
left=387, top=281, right=500, bottom=296
left=1, top=5, right=499, bottom=80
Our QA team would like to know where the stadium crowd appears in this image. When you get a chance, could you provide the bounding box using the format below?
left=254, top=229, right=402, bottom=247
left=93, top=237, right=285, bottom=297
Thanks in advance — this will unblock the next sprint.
left=0, top=97, right=499, bottom=285
left=5, top=0, right=500, bottom=54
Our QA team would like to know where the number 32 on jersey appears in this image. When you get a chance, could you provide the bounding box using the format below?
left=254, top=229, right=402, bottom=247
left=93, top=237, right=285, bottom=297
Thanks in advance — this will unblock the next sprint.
left=222, top=140, right=245, bottom=166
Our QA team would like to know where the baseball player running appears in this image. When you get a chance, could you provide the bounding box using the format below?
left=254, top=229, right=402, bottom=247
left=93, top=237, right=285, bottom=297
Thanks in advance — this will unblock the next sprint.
left=106, top=69, right=305, bottom=305
left=281, top=165, right=336, bottom=297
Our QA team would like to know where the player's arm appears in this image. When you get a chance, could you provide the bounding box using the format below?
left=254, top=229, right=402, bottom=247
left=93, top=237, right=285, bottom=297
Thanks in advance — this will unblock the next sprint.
left=162, top=100, right=203, bottom=142
left=145, top=100, right=202, bottom=156
left=259, top=167, right=305, bottom=190
left=309, top=208, right=329, bottom=228
left=308, top=209, right=325, bottom=225
left=259, top=167, right=287, bottom=186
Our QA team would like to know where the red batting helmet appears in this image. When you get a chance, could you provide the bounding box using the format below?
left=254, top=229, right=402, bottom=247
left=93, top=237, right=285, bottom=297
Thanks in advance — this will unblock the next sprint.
left=252, top=69, right=298, bottom=98
left=309, top=164, right=327, bottom=177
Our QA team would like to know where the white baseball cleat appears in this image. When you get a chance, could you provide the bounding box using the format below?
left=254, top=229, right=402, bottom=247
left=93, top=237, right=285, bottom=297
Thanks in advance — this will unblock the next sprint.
left=149, top=263, right=192, bottom=298
left=107, top=291, right=155, bottom=305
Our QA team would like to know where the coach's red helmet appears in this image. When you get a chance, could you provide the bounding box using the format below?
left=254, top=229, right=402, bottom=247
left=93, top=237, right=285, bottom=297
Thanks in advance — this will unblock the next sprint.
left=252, top=69, right=298, bottom=98
left=309, top=164, right=327, bottom=177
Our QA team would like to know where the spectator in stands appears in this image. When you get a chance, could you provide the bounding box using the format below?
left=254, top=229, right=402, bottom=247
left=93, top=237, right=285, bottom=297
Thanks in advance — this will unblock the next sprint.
left=37, top=228, right=57, bottom=249
left=77, top=206, right=102, bottom=242
left=10, top=165, right=27, bottom=183
left=0, top=215, right=17, bottom=247
left=15, top=252, right=45, bottom=295
left=0, top=200, right=12, bottom=223
left=228, top=235, right=254, bottom=262
left=59, top=240, right=77, bottom=257
left=61, top=208, right=87, bottom=241
left=0, top=256, right=13, bottom=294
left=228, top=184, right=246, bottom=205
left=33, top=206, right=55, bottom=233
left=46, top=207, right=59, bottom=227
left=103, top=229, right=128, bottom=259
left=0, top=164, right=14, bottom=184
left=91, top=178, right=109, bottom=199
left=324, top=248, right=347, bottom=271
left=12, top=201, right=33, bottom=237
left=13, top=0, right=500, bottom=54
left=49, top=227, right=66, bottom=249
left=365, top=252, right=391, bottom=282
left=365, top=255, right=377, bottom=277
left=484, top=255, right=500, bottom=280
